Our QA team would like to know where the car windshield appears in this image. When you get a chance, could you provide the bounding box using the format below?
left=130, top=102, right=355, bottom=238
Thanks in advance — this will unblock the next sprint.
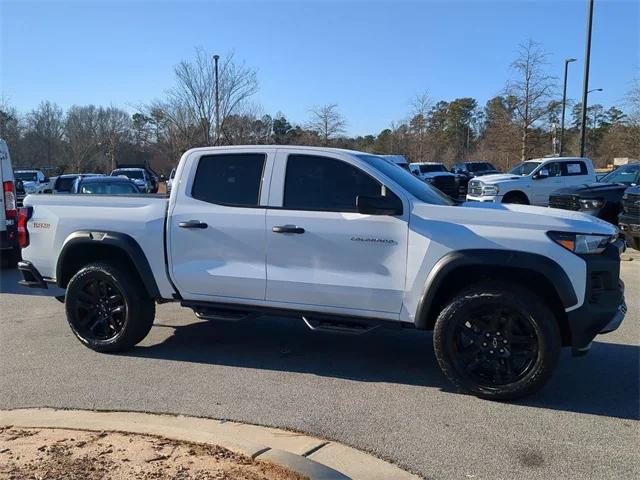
left=419, top=164, right=447, bottom=173
left=509, top=161, right=541, bottom=176
left=15, top=172, right=38, bottom=182
left=600, top=164, right=640, bottom=185
left=112, top=170, right=144, bottom=180
left=80, top=181, right=139, bottom=194
left=55, top=176, right=78, bottom=192
left=468, top=163, right=495, bottom=172
left=358, top=154, right=455, bottom=205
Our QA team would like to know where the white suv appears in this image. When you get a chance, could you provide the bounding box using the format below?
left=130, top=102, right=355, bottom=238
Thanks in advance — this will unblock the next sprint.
left=466, top=157, right=596, bottom=206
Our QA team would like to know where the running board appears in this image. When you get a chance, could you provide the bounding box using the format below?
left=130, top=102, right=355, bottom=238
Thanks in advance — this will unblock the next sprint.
left=302, top=316, right=380, bottom=335
left=193, top=307, right=251, bottom=322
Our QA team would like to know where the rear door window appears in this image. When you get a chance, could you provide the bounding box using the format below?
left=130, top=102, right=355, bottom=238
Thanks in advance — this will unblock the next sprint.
left=192, top=153, right=266, bottom=207
left=563, top=161, right=588, bottom=176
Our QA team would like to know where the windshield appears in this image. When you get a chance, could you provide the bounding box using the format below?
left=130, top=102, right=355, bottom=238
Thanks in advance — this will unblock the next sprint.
left=80, top=181, right=140, bottom=194
left=600, top=164, right=640, bottom=185
left=509, top=161, right=541, bottom=176
left=358, top=154, right=455, bottom=205
left=468, top=163, right=495, bottom=172
left=419, top=164, right=447, bottom=173
left=15, top=171, right=38, bottom=182
left=55, top=176, right=78, bottom=192
left=112, top=170, right=144, bottom=180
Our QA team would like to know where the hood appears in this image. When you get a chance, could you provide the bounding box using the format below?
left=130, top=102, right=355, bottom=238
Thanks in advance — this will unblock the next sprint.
left=411, top=201, right=617, bottom=236
left=22, top=181, right=38, bottom=192
left=552, top=182, right=629, bottom=196
left=471, top=173, right=523, bottom=184
left=423, top=171, right=455, bottom=179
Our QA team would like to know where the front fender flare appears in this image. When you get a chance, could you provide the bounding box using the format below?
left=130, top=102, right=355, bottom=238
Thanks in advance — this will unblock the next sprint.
left=414, top=249, right=578, bottom=329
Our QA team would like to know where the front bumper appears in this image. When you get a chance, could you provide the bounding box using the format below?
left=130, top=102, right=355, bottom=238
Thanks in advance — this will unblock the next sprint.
left=619, top=213, right=640, bottom=250
left=465, top=194, right=502, bottom=203
left=567, top=240, right=626, bottom=353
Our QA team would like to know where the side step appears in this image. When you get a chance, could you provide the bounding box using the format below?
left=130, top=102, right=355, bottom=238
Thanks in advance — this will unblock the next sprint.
left=302, top=316, right=380, bottom=335
left=193, top=307, right=251, bottom=322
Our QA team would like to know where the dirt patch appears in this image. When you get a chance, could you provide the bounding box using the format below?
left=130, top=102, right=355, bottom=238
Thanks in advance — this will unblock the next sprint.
left=0, top=426, right=307, bottom=480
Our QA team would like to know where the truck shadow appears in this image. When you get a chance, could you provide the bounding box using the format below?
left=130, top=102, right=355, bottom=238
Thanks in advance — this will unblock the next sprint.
left=128, top=316, right=639, bottom=421
left=0, top=267, right=65, bottom=297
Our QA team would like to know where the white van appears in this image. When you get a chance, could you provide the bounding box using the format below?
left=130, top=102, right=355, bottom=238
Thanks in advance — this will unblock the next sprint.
left=0, top=139, right=19, bottom=263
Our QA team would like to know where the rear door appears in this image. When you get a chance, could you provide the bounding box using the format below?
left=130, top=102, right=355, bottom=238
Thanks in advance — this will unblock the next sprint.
left=264, top=150, right=409, bottom=318
left=562, top=160, right=592, bottom=188
left=168, top=149, right=274, bottom=302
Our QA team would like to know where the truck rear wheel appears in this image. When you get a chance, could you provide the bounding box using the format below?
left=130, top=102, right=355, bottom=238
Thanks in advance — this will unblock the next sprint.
left=433, top=282, right=560, bottom=400
left=65, top=262, right=155, bottom=353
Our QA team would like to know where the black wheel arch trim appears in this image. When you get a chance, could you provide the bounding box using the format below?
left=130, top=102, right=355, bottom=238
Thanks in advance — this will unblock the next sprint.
left=414, top=249, right=578, bottom=330
left=56, top=230, right=161, bottom=299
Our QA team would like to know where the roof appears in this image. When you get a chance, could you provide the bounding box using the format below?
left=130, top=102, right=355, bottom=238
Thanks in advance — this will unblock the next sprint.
left=409, top=162, right=444, bottom=165
left=112, top=167, right=146, bottom=172
left=527, top=157, right=590, bottom=162
left=182, top=145, right=382, bottom=157
left=80, top=176, right=135, bottom=183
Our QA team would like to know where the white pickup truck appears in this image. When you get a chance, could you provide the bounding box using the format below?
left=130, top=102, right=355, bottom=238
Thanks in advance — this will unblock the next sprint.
left=18, top=146, right=626, bottom=400
left=466, top=156, right=597, bottom=205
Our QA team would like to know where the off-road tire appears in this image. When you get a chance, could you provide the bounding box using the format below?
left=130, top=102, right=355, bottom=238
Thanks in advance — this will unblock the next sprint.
left=433, top=282, right=561, bottom=400
left=65, top=262, right=155, bottom=353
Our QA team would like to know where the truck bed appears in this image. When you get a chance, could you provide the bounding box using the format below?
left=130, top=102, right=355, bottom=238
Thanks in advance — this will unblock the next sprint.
left=22, top=193, right=175, bottom=297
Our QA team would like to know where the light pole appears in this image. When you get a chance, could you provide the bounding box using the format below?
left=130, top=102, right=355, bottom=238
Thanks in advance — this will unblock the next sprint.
left=579, top=0, right=595, bottom=157
left=213, top=54, right=220, bottom=145
left=559, top=58, right=576, bottom=156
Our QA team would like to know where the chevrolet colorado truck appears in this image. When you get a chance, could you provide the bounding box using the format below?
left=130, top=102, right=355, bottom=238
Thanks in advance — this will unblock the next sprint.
left=467, top=157, right=596, bottom=205
left=17, top=146, right=627, bottom=400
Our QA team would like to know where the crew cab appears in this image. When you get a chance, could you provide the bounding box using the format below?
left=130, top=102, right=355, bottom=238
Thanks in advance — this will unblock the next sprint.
left=14, top=169, right=51, bottom=196
left=17, top=146, right=626, bottom=400
left=467, top=157, right=597, bottom=205
left=409, top=162, right=461, bottom=198
left=549, top=162, right=639, bottom=224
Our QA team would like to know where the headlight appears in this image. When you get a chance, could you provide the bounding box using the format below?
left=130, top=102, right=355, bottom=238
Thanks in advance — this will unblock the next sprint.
left=547, top=231, right=616, bottom=254
left=579, top=198, right=604, bottom=210
left=481, top=184, right=499, bottom=195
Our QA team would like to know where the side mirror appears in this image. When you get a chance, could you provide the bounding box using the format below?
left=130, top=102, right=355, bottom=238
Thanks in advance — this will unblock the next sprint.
left=357, top=194, right=403, bottom=216
left=43, top=177, right=50, bottom=183
left=533, top=170, right=549, bottom=180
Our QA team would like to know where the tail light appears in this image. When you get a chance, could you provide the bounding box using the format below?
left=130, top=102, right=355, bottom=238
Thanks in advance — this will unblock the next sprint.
left=17, top=206, right=32, bottom=248
left=3, top=180, right=16, bottom=219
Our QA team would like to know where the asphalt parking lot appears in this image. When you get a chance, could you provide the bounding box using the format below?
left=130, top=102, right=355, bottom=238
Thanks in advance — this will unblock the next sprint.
left=0, top=254, right=638, bottom=480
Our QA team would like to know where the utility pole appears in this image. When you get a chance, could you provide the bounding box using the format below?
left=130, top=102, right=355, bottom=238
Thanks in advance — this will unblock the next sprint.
left=213, top=54, right=220, bottom=145
left=579, top=0, right=595, bottom=157
left=560, top=58, right=576, bottom=156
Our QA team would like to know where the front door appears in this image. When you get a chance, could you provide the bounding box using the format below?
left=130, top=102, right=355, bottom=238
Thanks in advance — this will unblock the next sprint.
left=265, top=152, right=409, bottom=316
left=531, top=161, right=563, bottom=205
left=169, top=151, right=272, bottom=301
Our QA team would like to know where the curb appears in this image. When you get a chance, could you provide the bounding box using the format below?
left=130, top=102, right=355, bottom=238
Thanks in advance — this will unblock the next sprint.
left=0, top=408, right=420, bottom=480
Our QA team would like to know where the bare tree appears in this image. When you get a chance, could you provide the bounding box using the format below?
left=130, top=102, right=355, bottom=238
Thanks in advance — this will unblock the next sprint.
left=505, top=40, right=557, bottom=160
left=409, top=91, right=432, bottom=160
left=307, top=103, right=346, bottom=145
left=97, top=107, right=131, bottom=171
left=169, top=48, right=258, bottom=146
left=25, top=101, right=65, bottom=168
left=65, top=105, right=100, bottom=172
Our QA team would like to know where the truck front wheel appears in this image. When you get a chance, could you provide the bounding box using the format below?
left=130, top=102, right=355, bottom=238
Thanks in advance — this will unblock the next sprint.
left=65, top=262, right=155, bottom=353
left=433, top=283, right=560, bottom=400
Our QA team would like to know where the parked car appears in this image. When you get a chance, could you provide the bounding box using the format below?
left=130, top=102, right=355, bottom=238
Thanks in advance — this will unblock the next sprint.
left=110, top=167, right=154, bottom=193
left=51, top=174, right=103, bottom=194
left=619, top=185, right=640, bottom=250
left=466, top=157, right=597, bottom=205
left=18, top=146, right=626, bottom=401
left=549, top=162, right=640, bottom=224
left=167, top=168, right=176, bottom=194
left=409, top=162, right=460, bottom=199
left=14, top=169, right=51, bottom=195
left=0, top=139, right=19, bottom=264
left=381, top=155, right=411, bottom=172
left=71, top=175, right=141, bottom=194
left=452, top=161, right=501, bottom=178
